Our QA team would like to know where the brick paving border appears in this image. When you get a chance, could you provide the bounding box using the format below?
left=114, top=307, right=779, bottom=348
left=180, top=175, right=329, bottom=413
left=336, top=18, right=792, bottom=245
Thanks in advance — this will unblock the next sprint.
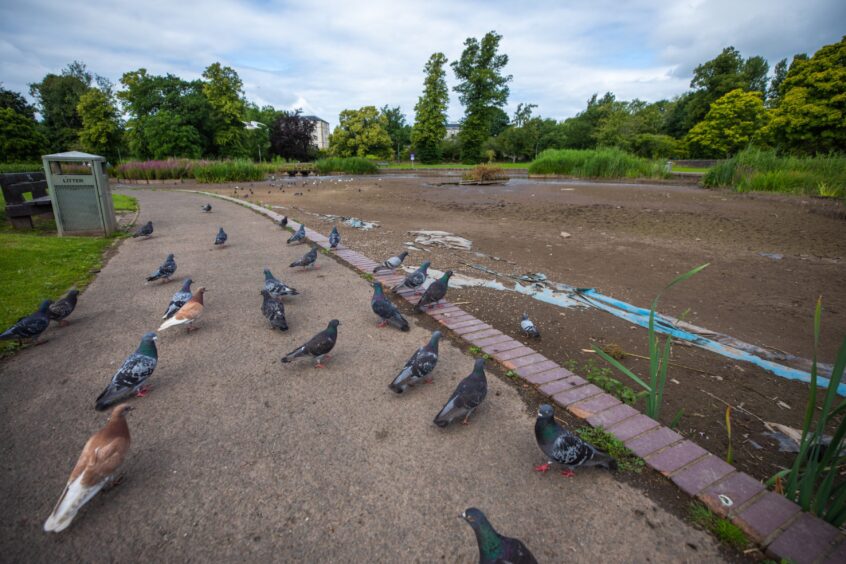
left=190, top=190, right=845, bottom=564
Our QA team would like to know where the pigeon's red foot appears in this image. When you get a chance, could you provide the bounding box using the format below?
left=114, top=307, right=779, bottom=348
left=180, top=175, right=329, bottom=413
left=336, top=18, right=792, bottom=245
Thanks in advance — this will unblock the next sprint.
left=560, top=469, right=576, bottom=478
left=424, top=378, right=434, bottom=384
left=314, top=363, right=325, bottom=368
left=377, top=320, right=388, bottom=328
left=534, top=463, right=551, bottom=473
left=136, top=386, right=151, bottom=398
left=59, top=320, right=70, bottom=327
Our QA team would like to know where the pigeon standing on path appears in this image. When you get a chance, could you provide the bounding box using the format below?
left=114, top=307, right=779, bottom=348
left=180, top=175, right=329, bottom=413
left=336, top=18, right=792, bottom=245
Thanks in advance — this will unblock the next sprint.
left=329, top=226, right=340, bottom=249
left=461, top=507, right=538, bottom=564
left=520, top=313, right=540, bottom=339
left=392, top=261, right=430, bottom=294
left=415, top=270, right=453, bottom=312
left=132, top=221, right=153, bottom=238
left=371, top=282, right=410, bottom=331
left=95, top=332, right=158, bottom=410
left=0, top=300, right=52, bottom=345
left=214, top=227, right=228, bottom=247
left=290, top=245, right=318, bottom=269
left=434, top=358, right=487, bottom=427
left=279, top=216, right=288, bottom=229
left=43, top=404, right=132, bottom=533
left=146, top=254, right=176, bottom=283
left=534, top=403, right=617, bottom=477
left=389, top=330, right=441, bottom=393
left=201, top=203, right=212, bottom=213
left=263, top=269, right=298, bottom=298
left=373, top=251, right=408, bottom=273
left=281, top=319, right=339, bottom=368
left=48, top=289, right=79, bottom=327
left=287, top=223, right=306, bottom=244
left=260, top=289, right=288, bottom=331
left=162, top=278, right=193, bottom=319
left=158, top=288, right=206, bottom=332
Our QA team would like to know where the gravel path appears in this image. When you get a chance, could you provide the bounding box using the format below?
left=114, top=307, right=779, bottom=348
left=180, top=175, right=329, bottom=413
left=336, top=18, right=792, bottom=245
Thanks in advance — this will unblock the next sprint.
left=0, top=188, right=726, bottom=562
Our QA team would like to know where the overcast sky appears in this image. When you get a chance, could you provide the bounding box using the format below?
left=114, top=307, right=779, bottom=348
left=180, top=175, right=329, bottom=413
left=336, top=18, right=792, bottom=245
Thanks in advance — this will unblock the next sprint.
left=1, top=0, right=843, bottom=128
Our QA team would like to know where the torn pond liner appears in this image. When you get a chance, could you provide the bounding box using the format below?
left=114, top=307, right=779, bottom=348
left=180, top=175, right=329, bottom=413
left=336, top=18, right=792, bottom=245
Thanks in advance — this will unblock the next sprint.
left=409, top=265, right=844, bottom=396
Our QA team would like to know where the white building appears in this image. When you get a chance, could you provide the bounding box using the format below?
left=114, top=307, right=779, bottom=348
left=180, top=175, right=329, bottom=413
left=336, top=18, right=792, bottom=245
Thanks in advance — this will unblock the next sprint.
left=445, top=123, right=461, bottom=139
left=302, top=115, right=330, bottom=150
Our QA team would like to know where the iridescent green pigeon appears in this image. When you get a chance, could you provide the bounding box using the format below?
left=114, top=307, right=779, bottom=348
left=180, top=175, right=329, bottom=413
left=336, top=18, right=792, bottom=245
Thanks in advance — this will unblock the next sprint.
left=461, top=507, right=538, bottom=564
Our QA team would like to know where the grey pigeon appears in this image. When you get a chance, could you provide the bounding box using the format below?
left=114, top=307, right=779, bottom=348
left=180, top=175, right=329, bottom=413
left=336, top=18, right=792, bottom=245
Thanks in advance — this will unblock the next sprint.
left=290, top=245, right=318, bottom=269
left=279, top=216, right=288, bottom=229
left=329, top=226, right=340, bottom=249
left=263, top=269, right=299, bottom=298
left=281, top=319, right=340, bottom=368
left=201, top=203, right=212, bottom=212
left=261, top=289, right=288, bottom=331
left=214, top=227, right=228, bottom=247
left=392, top=260, right=430, bottom=294
left=48, top=289, right=79, bottom=326
left=415, top=270, right=452, bottom=312
left=461, top=507, right=538, bottom=564
left=371, top=282, right=409, bottom=331
left=95, top=332, right=158, bottom=411
left=132, top=221, right=153, bottom=238
left=534, top=403, right=617, bottom=476
left=162, top=278, right=193, bottom=319
left=146, top=254, right=176, bottom=282
left=373, top=251, right=408, bottom=273
left=0, top=300, right=52, bottom=344
left=434, top=358, right=487, bottom=427
left=287, top=223, right=306, bottom=244
left=520, top=313, right=540, bottom=339
left=389, top=330, right=441, bottom=393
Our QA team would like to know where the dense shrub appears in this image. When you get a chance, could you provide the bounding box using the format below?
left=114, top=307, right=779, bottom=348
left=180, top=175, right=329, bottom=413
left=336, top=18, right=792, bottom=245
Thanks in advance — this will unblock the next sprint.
left=313, top=157, right=378, bottom=175
left=0, top=162, right=42, bottom=173
left=462, top=164, right=506, bottom=182
left=528, top=147, right=669, bottom=179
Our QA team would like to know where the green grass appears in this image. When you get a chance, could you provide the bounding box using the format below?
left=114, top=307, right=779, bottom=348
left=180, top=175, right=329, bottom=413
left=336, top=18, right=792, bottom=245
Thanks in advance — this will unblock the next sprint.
left=671, top=166, right=710, bottom=173
left=0, top=162, right=42, bottom=174
left=565, top=359, right=645, bottom=405
left=314, top=157, right=378, bottom=175
left=576, top=426, right=645, bottom=473
left=704, top=148, right=846, bottom=198
left=689, top=502, right=749, bottom=551
left=380, top=162, right=528, bottom=170
left=528, top=148, right=670, bottom=179
left=192, top=160, right=266, bottom=183
left=111, top=193, right=138, bottom=212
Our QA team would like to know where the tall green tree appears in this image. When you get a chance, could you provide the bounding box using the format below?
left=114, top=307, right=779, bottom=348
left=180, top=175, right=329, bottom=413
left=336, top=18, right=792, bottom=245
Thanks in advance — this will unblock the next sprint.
left=77, top=88, right=122, bottom=161
left=269, top=110, right=315, bottom=161
left=201, top=63, right=247, bottom=157
left=768, top=58, right=789, bottom=107
left=0, top=85, right=37, bottom=119
left=29, top=61, right=93, bottom=152
left=143, top=110, right=204, bottom=159
left=685, top=89, right=767, bottom=158
left=329, top=106, right=393, bottom=158
left=451, top=31, right=512, bottom=163
left=411, top=53, right=449, bottom=163
left=380, top=105, right=411, bottom=160
left=0, top=107, right=47, bottom=162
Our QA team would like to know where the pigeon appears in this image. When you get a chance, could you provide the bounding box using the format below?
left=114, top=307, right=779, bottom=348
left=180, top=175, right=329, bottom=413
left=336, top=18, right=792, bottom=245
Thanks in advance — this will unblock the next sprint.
left=48, top=289, right=79, bottom=327
left=287, top=223, right=306, bottom=244
left=214, top=227, right=228, bottom=247
left=392, top=260, right=430, bottom=294
left=146, top=254, right=176, bottom=283
left=389, top=330, right=441, bottom=393
left=329, top=226, right=340, bottom=249
left=132, top=221, right=153, bottom=238
left=0, top=300, right=52, bottom=344
left=534, top=403, right=617, bottom=477
left=263, top=269, right=299, bottom=298
left=43, top=404, right=132, bottom=533
left=201, top=203, right=212, bottom=212
left=281, top=319, right=339, bottom=368
left=414, top=270, right=453, bottom=312
left=461, top=507, right=538, bottom=564
left=290, top=245, right=318, bottom=269
left=279, top=216, right=288, bottom=229
left=371, top=282, right=410, bottom=331
left=434, top=358, right=487, bottom=427
left=158, top=287, right=206, bottom=332
left=162, top=278, right=193, bottom=319
left=520, top=313, right=540, bottom=339
left=95, top=332, right=158, bottom=410
left=261, top=289, right=288, bottom=331
left=373, top=251, right=408, bottom=273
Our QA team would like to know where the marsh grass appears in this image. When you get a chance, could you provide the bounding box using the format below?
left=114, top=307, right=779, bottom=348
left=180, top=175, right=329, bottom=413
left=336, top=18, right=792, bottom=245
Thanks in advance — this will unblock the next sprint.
left=314, top=157, right=378, bottom=175
left=528, top=148, right=670, bottom=179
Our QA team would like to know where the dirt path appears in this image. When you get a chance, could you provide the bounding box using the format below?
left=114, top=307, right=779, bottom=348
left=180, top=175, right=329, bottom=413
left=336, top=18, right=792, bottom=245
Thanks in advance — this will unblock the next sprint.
left=0, top=188, right=727, bottom=562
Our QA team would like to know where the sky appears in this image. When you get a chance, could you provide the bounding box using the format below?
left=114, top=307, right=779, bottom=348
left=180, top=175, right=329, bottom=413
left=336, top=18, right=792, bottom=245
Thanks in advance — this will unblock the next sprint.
left=1, top=0, right=843, bottom=129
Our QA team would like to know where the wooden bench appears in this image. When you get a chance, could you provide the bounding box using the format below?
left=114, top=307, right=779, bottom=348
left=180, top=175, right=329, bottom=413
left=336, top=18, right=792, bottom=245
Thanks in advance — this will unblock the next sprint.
left=0, top=172, right=54, bottom=229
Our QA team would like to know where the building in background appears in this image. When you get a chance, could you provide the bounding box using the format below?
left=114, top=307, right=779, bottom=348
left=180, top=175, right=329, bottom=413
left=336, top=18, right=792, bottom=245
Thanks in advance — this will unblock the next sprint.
left=302, top=116, right=330, bottom=150
left=445, top=123, right=460, bottom=138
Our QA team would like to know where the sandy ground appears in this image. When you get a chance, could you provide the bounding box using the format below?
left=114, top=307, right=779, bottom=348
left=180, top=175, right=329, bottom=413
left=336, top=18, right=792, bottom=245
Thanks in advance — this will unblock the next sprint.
left=0, top=189, right=727, bottom=562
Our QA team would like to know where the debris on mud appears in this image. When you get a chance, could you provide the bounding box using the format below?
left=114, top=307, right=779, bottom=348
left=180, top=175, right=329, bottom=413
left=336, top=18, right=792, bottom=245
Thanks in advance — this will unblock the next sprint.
left=408, top=230, right=472, bottom=250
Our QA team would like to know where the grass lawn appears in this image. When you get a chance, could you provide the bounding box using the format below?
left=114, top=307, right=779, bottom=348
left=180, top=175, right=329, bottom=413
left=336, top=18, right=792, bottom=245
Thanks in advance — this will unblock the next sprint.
left=380, top=162, right=529, bottom=170
left=111, top=193, right=139, bottom=212
left=671, top=166, right=710, bottom=173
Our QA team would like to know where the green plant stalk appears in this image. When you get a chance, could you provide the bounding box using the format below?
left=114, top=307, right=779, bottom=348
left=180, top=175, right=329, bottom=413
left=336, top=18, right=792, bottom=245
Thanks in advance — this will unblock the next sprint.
left=725, top=406, right=733, bottom=465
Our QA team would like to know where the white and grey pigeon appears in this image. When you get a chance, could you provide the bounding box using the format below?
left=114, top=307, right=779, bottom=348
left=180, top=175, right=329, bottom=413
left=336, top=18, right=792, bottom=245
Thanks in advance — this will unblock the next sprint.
left=389, top=330, right=441, bottom=393
left=95, top=332, right=158, bottom=411
left=132, top=221, right=153, bottom=238
left=260, top=289, right=288, bottom=331
left=392, top=261, right=431, bottom=294
left=162, top=278, right=193, bottom=319
left=263, top=269, right=299, bottom=298
left=146, top=254, right=176, bottom=283
left=201, top=203, right=212, bottom=212
left=534, top=403, right=617, bottom=477
left=520, top=313, right=540, bottom=339
left=287, top=223, right=306, bottom=244
left=0, top=300, right=52, bottom=344
left=290, top=245, right=318, bottom=269
left=329, top=226, right=340, bottom=249
left=214, top=227, right=228, bottom=247
left=373, top=251, right=408, bottom=273
left=48, top=289, right=79, bottom=326
left=434, top=358, right=487, bottom=427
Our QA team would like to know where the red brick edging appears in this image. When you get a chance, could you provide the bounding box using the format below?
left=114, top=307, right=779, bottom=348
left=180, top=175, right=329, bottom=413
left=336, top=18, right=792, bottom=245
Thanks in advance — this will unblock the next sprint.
left=192, top=191, right=845, bottom=564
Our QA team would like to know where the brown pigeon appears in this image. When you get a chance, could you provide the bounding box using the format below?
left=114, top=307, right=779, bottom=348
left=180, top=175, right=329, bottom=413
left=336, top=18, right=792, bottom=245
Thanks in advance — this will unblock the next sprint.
left=158, top=287, right=206, bottom=332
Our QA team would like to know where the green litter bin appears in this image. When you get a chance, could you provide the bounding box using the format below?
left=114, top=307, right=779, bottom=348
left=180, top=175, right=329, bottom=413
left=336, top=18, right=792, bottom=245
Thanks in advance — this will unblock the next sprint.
left=42, top=151, right=117, bottom=236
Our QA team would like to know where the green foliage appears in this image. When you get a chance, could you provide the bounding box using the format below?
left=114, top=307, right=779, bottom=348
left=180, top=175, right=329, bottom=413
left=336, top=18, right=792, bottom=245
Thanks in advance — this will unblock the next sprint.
left=76, top=88, right=122, bottom=161
left=467, top=346, right=490, bottom=359
left=111, top=193, right=138, bottom=212
left=202, top=63, right=247, bottom=158
left=412, top=53, right=450, bottom=164
left=462, top=164, right=506, bottom=182
left=0, top=85, right=37, bottom=119
left=330, top=106, right=393, bottom=159
left=631, top=133, right=682, bottom=159
left=704, top=148, right=846, bottom=198
left=0, top=108, right=47, bottom=162
left=269, top=110, right=315, bottom=162
left=381, top=105, right=412, bottom=160
left=28, top=61, right=92, bottom=152
left=0, top=162, right=42, bottom=173
left=143, top=110, right=204, bottom=159
left=313, top=157, right=378, bottom=175
left=688, top=502, right=749, bottom=550
left=192, top=160, right=265, bottom=183
left=685, top=89, right=767, bottom=158
left=114, top=159, right=194, bottom=181
left=769, top=298, right=846, bottom=527
left=576, top=426, right=645, bottom=473
left=528, top=148, right=669, bottom=179
left=565, top=359, right=645, bottom=405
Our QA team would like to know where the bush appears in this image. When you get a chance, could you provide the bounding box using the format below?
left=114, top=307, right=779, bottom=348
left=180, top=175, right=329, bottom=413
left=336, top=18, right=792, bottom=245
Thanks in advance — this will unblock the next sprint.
left=313, top=157, right=378, bottom=175
left=192, top=160, right=265, bottom=183
left=462, top=164, right=506, bottom=182
left=0, top=162, right=42, bottom=174
left=528, top=147, right=670, bottom=179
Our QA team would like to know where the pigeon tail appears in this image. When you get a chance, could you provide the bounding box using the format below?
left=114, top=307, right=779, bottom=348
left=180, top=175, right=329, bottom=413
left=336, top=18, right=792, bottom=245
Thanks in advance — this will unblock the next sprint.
left=43, top=473, right=104, bottom=532
left=281, top=346, right=307, bottom=363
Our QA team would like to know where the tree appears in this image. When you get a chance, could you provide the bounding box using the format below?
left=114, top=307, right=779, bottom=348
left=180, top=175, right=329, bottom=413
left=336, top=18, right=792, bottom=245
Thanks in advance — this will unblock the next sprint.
left=0, top=107, right=47, bottom=161
left=768, top=58, right=789, bottom=107
left=685, top=89, right=767, bottom=158
left=380, top=105, right=411, bottom=160
left=77, top=88, right=122, bottom=161
left=411, top=53, right=450, bottom=163
left=29, top=61, right=93, bottom=152
left=202, top=63, right=247, bottom=157
left=558, top=92, right=617, bottom=149
left=763, top=37, right=846, bottom=154
left=329, top=106, right=393, bottom=158
left=452, top=31, right=512, bottom=163
left=0, top=85, right=36, bottom=119
left=269, top=111, right=316, bottom=161
left=143, top=110, right=203, bottom=159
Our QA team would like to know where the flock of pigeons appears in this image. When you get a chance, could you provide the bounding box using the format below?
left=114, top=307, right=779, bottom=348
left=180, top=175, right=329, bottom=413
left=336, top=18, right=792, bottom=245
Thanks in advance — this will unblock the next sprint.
left=2, top=199, right=618, bottom=561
